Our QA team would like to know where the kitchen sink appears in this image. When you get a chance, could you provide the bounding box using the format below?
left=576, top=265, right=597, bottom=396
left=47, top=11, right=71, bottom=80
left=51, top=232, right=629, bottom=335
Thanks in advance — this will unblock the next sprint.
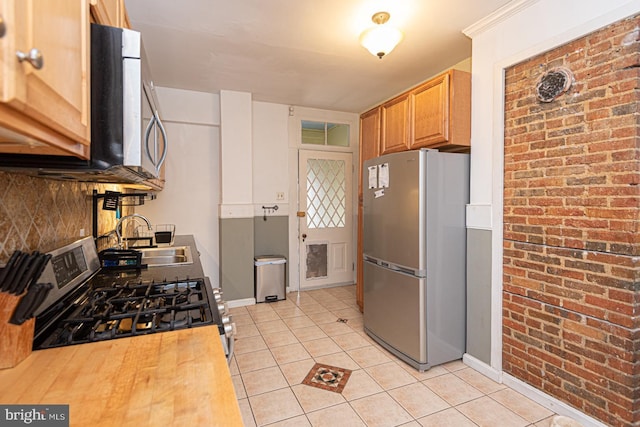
left=137, top=246, right=193, bottom=267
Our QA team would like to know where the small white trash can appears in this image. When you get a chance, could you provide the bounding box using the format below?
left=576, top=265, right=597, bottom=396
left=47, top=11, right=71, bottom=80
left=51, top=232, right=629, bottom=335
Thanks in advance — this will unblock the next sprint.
left=254, top=255, right=286, bottom=303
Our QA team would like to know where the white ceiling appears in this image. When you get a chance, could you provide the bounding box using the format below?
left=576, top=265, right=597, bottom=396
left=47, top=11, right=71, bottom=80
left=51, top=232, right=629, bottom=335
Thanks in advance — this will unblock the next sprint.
left=124, top=0, right=511, bottom=113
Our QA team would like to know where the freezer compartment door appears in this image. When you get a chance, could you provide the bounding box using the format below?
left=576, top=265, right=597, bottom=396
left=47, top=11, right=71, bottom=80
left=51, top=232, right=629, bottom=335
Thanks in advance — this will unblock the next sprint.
left=363, top=260, right=426, bottom=364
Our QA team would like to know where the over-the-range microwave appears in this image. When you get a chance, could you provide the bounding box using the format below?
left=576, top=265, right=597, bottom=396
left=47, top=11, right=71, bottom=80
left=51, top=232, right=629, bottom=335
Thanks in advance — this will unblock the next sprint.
left=0, top=23, right=168, bottom=184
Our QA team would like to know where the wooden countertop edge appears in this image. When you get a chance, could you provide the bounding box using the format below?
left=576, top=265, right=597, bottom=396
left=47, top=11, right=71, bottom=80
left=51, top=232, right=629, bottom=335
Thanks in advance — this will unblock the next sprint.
left=0, top=326, right=243, bottom=427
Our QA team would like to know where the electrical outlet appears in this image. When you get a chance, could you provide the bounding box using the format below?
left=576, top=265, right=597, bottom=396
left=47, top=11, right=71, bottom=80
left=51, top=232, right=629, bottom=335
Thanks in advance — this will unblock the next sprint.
left=276, top=192, right=285, bottom=201
left=79, top=228, right=86, bottom=237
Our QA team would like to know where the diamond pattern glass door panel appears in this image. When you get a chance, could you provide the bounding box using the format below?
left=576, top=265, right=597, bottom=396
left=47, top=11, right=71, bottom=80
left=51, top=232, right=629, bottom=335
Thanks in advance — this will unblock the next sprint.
left=306, top=159, right=346, bottom=229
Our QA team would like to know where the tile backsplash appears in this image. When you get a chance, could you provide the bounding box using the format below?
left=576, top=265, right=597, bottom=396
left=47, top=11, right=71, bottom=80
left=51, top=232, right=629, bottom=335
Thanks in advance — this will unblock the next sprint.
left=0, top=171, right=134, bottom=263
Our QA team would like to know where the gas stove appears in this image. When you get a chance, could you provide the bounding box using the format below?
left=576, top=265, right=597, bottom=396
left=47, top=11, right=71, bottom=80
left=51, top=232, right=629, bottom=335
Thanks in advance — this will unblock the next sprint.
left=32, top=237, right=234, bottom=361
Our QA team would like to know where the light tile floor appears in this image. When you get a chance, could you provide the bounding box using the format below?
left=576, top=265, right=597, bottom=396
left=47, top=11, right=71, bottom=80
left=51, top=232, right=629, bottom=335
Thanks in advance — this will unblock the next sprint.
left=229, top=285, right=556, bottom=427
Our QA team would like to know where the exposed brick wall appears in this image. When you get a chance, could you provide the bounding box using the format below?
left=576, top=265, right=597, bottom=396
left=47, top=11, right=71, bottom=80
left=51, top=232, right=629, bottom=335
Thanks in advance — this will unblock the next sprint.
left=503, top=14, right=639, bottom=427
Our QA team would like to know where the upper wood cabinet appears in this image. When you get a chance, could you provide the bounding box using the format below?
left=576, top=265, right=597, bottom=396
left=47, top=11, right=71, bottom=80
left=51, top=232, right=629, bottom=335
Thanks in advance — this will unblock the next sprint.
left=90, top=0, right=130, bottom=28
left=380, top=93, right=411, bottom=155
left=360, top=107, right=381, bottom=168
left=365, top=69, right=471, bottom=157
left=410, top=70, right=470, bottom=151
left=0, top=0, right=91, bottom=158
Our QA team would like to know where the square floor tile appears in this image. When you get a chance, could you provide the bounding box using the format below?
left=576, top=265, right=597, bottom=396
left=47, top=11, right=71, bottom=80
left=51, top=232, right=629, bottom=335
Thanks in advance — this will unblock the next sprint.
left=235, top=349, right=277, bottom=373
left=248, top=387, right=304, bottom=426
left=273, top=306, right=306, bottom=319
left=262, top=330, right=300, bottom=348
left=314, top=351, right=361, bottom=371
left=324, top=301, right=351, bottom=311
left=237, top=398, right=257, bottom=427
left=251, top=311, right=281, bottom=323
left=307, top=311, right=339, bottom=324
left=283, top=315, right=316, bottom=329
left=319, top=321, right=356, bottom=337
left=454, top=367, right=505, bottom=394
left=399, top=362, right=449, bottom=381
left=341, top=369, right=384, bottom=401
left=365, top=361, right=418, bottom=390
left=441, top=359, right=466, bottom=372
left=270, top=343, right=313, bottom=365
left=291, top=383, right=347, bottom=413
left=346, top=346, right=392, bottom=368
left=331, top=308, right=362, bottom=320
left=241, top=366, right=289, bottom=397
left=280, top=359, right=318, bottom=386
left=229, top=355, right=240, bottom=376
left=301, top=337, right=342, bottom=357
left=423, top=373, right=483, bottom=406
left=331, top=332, right=370, bottom=351
left=388, top=382, right=450, bottom=418
left=267, top=415, right=312, bottom=427
left=350, top=392, right=413, bottom=427
left=292, top=325, right=328, bottom=342
left=233, top=314, right=255, bottom=326
left=229, top=306, right=249, bottom=315
left=457, top=396, right=529, bottom=427
left=306, top=402, right=365, bottom=427
left=417, top=408, right=476, bottom=427
left=234, top=335, right=268, bottom=355
left=231, top=374, right=247, bottom=399
left=256, top=319, right=289, bottom=334
left=235, top=322, right=261, bottom=338
left=490, top=388, right=555, bottom=423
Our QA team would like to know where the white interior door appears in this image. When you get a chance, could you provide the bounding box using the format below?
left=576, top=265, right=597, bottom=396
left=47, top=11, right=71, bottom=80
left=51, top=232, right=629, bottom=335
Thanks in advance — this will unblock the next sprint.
left=298, top=150, right=353, bottom=289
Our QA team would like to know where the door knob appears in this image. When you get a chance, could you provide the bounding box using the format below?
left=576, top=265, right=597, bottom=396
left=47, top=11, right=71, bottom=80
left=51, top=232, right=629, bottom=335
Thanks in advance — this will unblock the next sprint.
left=302, top=233, right=307, bottom=242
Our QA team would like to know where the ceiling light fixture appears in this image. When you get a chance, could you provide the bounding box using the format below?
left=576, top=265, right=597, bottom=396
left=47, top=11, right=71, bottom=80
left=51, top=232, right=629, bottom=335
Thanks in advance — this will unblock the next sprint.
left=359, top=11, right=403, bottom=59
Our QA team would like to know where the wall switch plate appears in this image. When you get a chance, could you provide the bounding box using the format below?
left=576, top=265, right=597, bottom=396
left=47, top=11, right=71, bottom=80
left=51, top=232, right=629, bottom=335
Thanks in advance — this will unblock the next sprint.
left=276, top=192, right=285, bottom=201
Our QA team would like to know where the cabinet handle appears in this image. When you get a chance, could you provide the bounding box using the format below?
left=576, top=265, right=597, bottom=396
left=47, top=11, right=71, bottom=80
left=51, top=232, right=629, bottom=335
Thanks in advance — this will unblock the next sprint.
left=16, top=48, right=44, bottom=70
left=0, top=15, right=5, bottom=38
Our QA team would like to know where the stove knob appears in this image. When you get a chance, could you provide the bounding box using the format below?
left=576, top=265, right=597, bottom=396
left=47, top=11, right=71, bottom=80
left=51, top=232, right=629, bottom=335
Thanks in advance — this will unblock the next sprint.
left=224, top=322, right=235, bottom=336
left=217, top=302, right=228, bottom=314
left=212, top=287, right=222, bottom=294
left=214, top=293, right=223, bottom=303
left=221, top=315, right=232, bottom=325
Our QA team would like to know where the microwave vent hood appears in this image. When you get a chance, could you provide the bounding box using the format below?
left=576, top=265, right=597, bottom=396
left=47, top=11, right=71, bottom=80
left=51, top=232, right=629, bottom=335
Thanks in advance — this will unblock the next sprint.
left=0, top=23, right=166, bottom=186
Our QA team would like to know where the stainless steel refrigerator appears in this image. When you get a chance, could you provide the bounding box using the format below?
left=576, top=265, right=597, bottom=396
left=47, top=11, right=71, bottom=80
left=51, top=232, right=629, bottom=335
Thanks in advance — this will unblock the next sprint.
left=363, top=149, right=468, bottom=371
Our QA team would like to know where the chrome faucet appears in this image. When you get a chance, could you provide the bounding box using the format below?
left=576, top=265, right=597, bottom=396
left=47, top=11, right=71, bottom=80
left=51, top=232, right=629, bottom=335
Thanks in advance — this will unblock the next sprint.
left=115, top=213, right=152, bottom=249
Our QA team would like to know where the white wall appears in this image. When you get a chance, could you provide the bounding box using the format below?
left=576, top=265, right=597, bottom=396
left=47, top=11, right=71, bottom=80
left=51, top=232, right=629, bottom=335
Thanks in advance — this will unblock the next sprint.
left=220, top=90, right=253, bottom=216
left=137, top=87, right=221, bottom=284
left=464, top=0, right=640, bottom=419
left=252, top=101, right=290, bottom=213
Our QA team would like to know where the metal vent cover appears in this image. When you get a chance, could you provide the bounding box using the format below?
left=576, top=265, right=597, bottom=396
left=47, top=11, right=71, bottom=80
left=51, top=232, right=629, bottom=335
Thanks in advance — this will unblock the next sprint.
left=536, top=67, right=574, bottom=102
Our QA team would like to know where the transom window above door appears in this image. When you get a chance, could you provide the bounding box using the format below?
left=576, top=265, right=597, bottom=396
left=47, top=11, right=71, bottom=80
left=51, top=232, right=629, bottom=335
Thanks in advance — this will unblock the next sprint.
left=301, top=121, right=350, bottom=147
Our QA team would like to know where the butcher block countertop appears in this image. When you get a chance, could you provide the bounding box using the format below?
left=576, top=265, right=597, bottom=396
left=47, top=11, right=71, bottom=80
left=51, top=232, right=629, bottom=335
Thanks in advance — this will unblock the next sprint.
left=0, top=325, right=243, bottom=426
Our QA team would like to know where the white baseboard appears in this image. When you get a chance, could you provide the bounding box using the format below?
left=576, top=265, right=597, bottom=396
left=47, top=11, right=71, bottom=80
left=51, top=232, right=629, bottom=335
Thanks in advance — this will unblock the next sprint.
left=227, top=298, right=255, bottom=308
left=462, top=353, right=502, bottom=383
left=502, top=374, right=608, bottom=427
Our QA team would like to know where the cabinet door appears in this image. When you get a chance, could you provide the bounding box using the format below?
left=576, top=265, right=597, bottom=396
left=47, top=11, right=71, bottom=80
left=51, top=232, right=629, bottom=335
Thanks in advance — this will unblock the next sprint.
left=357, top=107, right=380, bottom=311
left=1, top=0, right=90, bottom=153
left=380, top=93, right=411, bottom=155
left=411, top=73, right=449, bottom=148
left=90, top=0, right=129, bottom=28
